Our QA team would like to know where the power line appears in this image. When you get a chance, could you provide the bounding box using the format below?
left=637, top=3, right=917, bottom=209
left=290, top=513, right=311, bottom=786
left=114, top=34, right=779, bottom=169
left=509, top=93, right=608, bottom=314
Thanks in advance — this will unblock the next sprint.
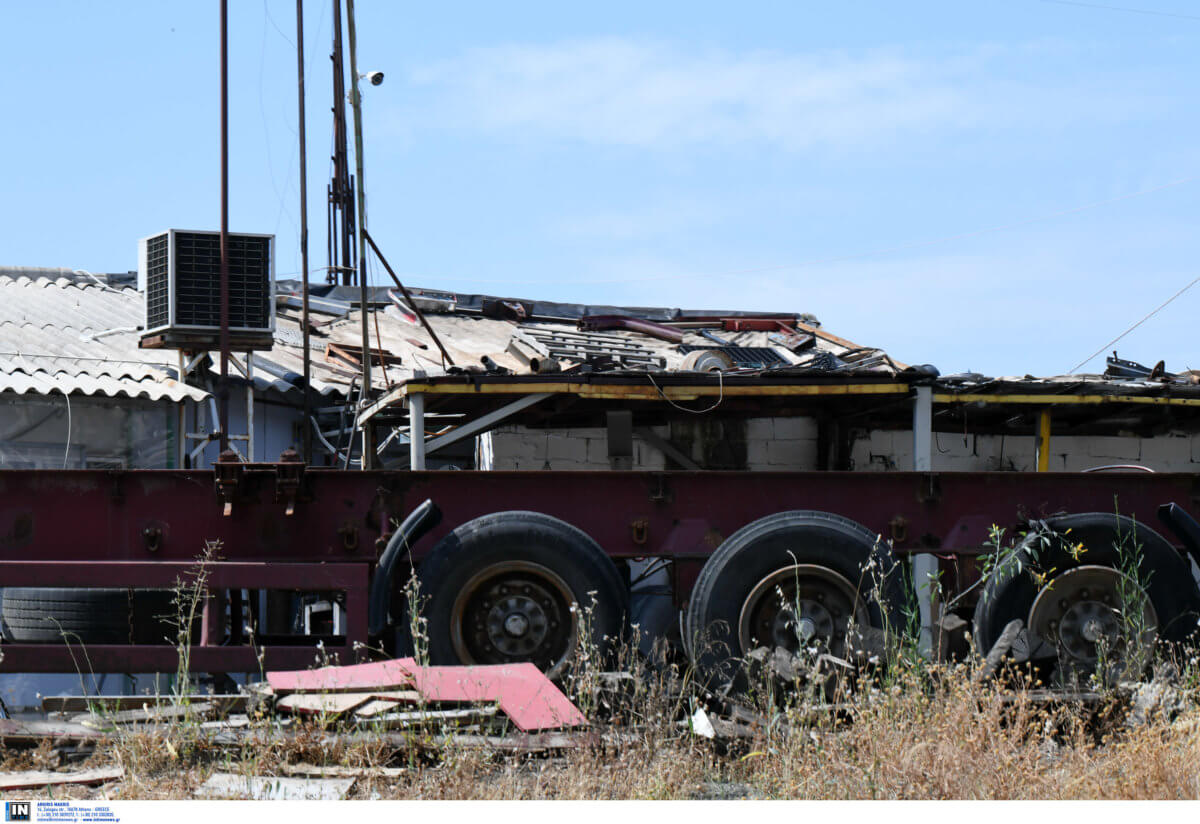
left=1068, top=273, right=1200, bottom=373
left=1039, top=0, right=1200, bottom=23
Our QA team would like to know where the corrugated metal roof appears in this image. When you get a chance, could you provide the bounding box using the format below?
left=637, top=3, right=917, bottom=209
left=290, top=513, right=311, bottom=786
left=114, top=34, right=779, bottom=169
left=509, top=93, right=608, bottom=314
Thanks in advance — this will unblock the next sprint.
left=0, top=274, right=205, bottom=402
left=0, top=268, right=896, bottom=406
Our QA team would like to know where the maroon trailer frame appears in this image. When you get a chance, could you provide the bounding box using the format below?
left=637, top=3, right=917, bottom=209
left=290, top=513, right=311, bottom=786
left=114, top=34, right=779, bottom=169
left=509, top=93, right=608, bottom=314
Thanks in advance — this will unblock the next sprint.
left=1, top=465, right=1198, bottom=673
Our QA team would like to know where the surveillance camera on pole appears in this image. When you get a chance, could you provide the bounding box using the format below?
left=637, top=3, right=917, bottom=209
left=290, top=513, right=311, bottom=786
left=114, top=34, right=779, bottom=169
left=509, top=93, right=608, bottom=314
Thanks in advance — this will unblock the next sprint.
left=361, top=70, right=384, bottom=86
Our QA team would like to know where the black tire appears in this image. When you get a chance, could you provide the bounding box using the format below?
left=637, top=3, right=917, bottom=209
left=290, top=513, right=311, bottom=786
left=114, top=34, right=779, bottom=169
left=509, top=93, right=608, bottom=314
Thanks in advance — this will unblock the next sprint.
left=973, top=513, right=1200, bottom=669
left=1, top=588, right=176, bottom=644
left=416, top=511, right=628, bottom=678
left=685, top=510, right=908, bottom=688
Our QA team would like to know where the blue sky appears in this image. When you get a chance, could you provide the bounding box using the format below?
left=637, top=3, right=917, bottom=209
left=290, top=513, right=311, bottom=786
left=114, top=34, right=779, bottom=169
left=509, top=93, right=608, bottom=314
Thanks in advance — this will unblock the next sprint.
left=3, top=1, right=1200, bottom=377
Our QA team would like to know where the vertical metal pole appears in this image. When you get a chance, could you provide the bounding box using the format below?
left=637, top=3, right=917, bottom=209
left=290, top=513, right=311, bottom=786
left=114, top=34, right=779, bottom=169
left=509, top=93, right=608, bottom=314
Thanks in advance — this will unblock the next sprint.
left=911, top=384, right=935, bottom=656
left=912, top=385, right=932, bottom=471
left=246, top=353, right=255, bottom=461
left=177, top=351, right=187, bottom=468
left=1036, top=409, right=1052, bottom=472
left=296, top=0, right=312, bottom=464
left=409, top=391, right=426, bottom=471
left=345, top=0, right=373, bottom=467
left=218, top=0, right=231, bottom=454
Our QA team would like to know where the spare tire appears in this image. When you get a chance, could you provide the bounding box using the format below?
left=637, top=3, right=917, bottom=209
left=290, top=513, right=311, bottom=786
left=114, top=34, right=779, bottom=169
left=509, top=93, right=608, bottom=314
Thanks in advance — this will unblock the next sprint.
left=685, top=510, right=909, bottom=688
left=1, top=588, right=177, bottom=644
left=416, top=511, right=628, bottom=678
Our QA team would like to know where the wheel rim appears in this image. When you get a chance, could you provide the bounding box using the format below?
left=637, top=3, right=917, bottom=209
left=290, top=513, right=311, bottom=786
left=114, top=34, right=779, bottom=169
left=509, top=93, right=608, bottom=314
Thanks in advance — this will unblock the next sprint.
left=449, top=561, right=578, bottom=677
left=737, top=564, right=868, bottom=656
left=1027, top=564, right=1157, bottom=677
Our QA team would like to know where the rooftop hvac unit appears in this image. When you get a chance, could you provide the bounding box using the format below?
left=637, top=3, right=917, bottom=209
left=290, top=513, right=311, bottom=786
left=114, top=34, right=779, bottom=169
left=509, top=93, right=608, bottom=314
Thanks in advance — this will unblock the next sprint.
left=138, top=229, right=275, bottom=344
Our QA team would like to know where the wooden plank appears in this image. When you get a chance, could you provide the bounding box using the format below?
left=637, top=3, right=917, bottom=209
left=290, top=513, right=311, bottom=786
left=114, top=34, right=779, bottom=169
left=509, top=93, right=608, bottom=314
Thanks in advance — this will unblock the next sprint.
left=276, top=693, right=372, bottom=715
left=197, top=773, right=355, bottom=800
left=43, top=694, right=246, bottom=714
left=0, top=766, right=124, bottom=790
left=267, top=658, right=415, bottom=693
left=363, top=705, right=498, bottom=728
left=277, top=690, right=421, bottom=715
left=0, top=718, right=104, bottom=743
left=280, top=763, right=406, bottom=779
left=76, top=702, right=214, bottom=727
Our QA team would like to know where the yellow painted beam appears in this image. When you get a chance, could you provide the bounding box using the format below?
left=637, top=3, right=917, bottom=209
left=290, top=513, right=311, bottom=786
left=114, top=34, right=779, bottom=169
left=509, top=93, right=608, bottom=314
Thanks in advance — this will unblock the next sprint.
left=1036, top=409, right=1051, bottom=472
left=402, top=381, right=911, bottom=401
left=933, top=393, right=1200, bottom=408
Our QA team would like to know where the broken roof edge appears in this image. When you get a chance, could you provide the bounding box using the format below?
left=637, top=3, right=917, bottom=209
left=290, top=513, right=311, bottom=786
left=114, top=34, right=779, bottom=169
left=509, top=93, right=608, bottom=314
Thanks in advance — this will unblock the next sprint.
left=274, top=279, right=821, bottom=326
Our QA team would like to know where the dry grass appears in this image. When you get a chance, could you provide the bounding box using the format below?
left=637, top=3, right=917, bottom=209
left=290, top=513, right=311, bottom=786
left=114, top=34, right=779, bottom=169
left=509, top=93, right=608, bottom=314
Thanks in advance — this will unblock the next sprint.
left=5, top=651, right=1198, bottom=801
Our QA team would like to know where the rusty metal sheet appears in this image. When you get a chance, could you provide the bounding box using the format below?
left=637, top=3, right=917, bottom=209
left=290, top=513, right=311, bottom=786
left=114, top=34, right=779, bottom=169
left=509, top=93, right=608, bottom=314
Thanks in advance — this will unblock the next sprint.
left=398, top=661, right=586, bottom=732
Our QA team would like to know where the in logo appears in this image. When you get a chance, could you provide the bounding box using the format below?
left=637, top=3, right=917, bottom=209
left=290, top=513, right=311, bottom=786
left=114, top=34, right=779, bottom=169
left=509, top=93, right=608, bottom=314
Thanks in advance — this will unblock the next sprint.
left=5, top=802, right=29, bottom=822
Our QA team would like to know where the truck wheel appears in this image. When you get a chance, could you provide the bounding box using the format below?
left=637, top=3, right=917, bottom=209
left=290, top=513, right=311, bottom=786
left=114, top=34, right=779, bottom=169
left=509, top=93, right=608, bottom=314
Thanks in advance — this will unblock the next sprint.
left=685, top=510, right=907, bottom=688
left=416, top=511, right=628, bottom=678
left=973, top=513, right=1200, bottom=681
left=1, top=588, right=176, bottom=644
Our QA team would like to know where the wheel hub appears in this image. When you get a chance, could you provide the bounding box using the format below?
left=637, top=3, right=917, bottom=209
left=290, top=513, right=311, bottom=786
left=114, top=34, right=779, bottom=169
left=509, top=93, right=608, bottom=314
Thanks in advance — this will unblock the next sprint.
left=450, top=562, right=577, bottom=676
left=738, top=564, right=867, bottom=656
left=1028, top=564, right=1157, bottom=673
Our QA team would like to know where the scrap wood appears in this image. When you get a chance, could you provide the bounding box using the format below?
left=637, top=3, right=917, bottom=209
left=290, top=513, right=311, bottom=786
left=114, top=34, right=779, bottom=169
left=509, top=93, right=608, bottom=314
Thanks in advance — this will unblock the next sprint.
left=76, top=702, right=214, bottom=728
left=280, top=762, right=406, bottom=779
left=197, top=772, right=355, bottom=801
left=43, top=694, right=246, bottom=715
left=396, top=661, right=587, bottom=732
left=0, top=718, right=104, bottom=744
left=364, top=705, right=498, bottom=729
left=0, top=766, right=124, bottom=791
left=276, top=690, right=420, bottom=716
left=268, top=658, right=585, bottom=732
left=267, top=657, right=416, bottom=694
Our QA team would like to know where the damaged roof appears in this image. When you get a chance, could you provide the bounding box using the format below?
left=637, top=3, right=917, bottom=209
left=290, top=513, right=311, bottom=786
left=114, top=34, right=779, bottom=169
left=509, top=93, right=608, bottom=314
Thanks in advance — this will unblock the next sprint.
left=0, top=266, right=897, bottom=404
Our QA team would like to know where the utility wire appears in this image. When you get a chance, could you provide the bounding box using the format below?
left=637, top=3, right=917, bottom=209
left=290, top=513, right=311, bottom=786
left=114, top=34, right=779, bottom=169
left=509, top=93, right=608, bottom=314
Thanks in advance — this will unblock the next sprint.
left=1068, top=272, right=1200, bottom=373
left=1038, top=0, right=1200, bottom=23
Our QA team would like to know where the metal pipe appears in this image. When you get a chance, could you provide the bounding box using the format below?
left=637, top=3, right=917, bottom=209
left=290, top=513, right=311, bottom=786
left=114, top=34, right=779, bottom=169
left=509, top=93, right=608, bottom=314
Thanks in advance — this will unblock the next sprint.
left=363, top=230, right=455, bottom=367
left=217, top=0, right=232, bottom=455
left=345, top=0, right=373, bottom=467
left=296, top=0, right=312, bottom=464
left=409, top=390, right=426, bottom=471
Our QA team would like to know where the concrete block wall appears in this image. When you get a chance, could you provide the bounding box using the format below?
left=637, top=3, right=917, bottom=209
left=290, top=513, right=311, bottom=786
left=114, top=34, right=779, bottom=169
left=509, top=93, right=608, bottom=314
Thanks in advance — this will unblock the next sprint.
left=744, top=416, right=820, bottom=470
left=491, top=425, right=668, bottom=471
left=850, top=429, right=1199, bottom=473
left=492, top=419, right=1200, bottom=473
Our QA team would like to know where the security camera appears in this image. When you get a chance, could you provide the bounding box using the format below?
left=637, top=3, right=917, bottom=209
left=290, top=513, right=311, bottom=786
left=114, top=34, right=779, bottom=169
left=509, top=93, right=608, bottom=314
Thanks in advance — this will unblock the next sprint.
left=363, top=70, right=384, bottom=86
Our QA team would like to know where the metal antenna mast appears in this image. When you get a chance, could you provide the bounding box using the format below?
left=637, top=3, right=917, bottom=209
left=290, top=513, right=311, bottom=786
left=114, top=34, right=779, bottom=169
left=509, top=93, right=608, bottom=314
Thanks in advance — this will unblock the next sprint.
left=327, top=0, right=356, bottom=287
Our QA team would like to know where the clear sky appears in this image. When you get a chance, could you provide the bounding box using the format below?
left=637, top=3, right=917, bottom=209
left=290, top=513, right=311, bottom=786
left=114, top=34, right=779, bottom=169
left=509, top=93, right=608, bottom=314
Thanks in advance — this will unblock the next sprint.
left=3, top=1, right=1199, bottom=377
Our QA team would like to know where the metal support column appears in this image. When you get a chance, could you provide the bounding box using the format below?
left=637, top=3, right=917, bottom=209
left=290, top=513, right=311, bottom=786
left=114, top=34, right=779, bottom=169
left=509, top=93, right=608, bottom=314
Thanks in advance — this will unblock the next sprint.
left=912, top=384, right=932, bottom=471
left=409, top=391, right=426, bottom=471
left=911, top=383, right=935, bottom=656
left=1036, top=409, right=1052, bottom=472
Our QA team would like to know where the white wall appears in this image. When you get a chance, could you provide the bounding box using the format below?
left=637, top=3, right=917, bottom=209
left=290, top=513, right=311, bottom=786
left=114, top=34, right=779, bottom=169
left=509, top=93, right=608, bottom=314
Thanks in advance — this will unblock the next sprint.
left=493, top=415, right=1200, bottom=473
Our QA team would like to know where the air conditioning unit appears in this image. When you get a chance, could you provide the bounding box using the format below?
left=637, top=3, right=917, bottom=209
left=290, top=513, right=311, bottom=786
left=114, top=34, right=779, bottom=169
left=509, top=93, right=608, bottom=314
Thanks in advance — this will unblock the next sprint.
left=138, top=229, right=275, bottom=338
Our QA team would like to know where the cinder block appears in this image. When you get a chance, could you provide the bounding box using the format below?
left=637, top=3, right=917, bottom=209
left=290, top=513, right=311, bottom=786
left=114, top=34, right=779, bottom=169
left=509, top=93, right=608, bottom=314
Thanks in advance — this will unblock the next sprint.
left=766, top=439, right=818, bottom=469
left=635, top=442, right=666, bottom=470
left=547, top=434, right=589, bottom=466
left=1085, top=435, right=1141, bottom=461
left=746, top=439, right=773, bottom=470
left=586, top=438, right=609, bottom=465
left=745, top=418, right=774, bottom=442
left=1136, top=435, right=1191, bottom=470
left=773, top=416, right=819, bottom=440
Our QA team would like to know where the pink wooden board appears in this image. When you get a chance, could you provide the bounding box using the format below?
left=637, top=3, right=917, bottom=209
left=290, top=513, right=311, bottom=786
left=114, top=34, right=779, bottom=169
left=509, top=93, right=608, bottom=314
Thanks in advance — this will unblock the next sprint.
left=397, top=661, right=586, bottom=732
left=267, top=657, right=416, bottom=693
